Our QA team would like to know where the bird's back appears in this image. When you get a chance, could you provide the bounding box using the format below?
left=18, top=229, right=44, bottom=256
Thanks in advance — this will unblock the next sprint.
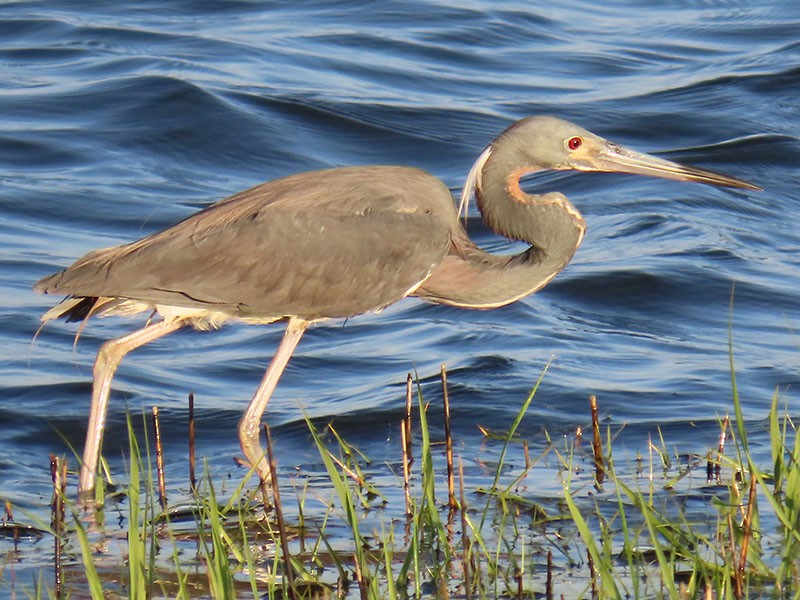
left=35, top=166, right=457, bottom=326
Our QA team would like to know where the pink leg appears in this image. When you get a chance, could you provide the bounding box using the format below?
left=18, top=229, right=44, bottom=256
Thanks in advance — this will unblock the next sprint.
left=79, top=318, right=186, bottom=496
left=239, top=317, right=309, bottom=484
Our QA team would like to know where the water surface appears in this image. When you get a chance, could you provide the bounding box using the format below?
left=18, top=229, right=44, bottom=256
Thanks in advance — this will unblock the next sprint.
left=1, top=0, right=798, bottom=592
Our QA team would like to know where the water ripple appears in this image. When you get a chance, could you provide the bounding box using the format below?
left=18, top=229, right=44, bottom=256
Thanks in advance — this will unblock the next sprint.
left=0, top=0, right=797, bottom=539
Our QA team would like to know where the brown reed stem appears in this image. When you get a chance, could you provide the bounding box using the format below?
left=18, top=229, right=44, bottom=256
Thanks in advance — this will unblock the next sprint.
left=188, top=392, right=196, bottom=491
left=402, top=372, right=414, bottom=516
left=152, top=406, right=167, bottom=509
left=716, top=415, right=729, bottom=485
left=405, top=373, right=413, bottom=465
left=523, top=440, right=531, bottom=471
left=439, top=574, right=450, bottom=599
left=719, top=415, right=729, bottom=454
left=441, top=365, right=457, bottom=509
left=401, top=421, right=411, bottom=515
left=4, top=499, right=18, bottom=548
left=265, top=424, right=296, bottom=596
left=50, top=454, right=66, bottom=599
left=327, top=452, right=364, bottom=486
left=587, top=548, right=597, bottom=600
left=546, top=550, right=553, bottom=600
left=323, top=429, right=366, bottom=487
left=353, top=551, right=368, bottom=600
left=590, top=395, right=605, bottom=486
left=738, top=472, right=757, bottom=580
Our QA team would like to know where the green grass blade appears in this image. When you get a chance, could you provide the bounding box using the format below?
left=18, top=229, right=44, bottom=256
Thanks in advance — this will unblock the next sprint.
left=562, top=480, right=621, bottom=599
left=72, top=514, right=105, bottom=600
left=126, top=416, right=147, bottom=600
left=479, top=360, right=550, bottom=532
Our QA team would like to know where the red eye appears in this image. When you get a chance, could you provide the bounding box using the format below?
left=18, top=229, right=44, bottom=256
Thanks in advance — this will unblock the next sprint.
left=568, top=136, right=583, bottom=150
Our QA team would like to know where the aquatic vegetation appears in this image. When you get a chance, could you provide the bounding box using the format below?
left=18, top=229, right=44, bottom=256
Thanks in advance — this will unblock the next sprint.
left=1, top=362, right=797, bottom=599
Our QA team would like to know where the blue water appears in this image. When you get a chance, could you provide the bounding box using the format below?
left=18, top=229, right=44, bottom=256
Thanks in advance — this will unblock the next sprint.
left=1, top=0, right=799, bottom=587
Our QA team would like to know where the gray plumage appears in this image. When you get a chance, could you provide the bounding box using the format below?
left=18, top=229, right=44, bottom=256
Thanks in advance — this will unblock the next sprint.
left=34, top=116, right=759, bottom=497
left=36, top=166, right=454, bottom=325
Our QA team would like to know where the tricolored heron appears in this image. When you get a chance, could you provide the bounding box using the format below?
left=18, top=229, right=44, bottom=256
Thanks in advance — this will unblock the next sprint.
left=34, top=116, right=759, bottom=495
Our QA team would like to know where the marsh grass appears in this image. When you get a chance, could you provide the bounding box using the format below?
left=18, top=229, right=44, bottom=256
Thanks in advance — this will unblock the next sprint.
left=2, top=364, right=799, bottom=599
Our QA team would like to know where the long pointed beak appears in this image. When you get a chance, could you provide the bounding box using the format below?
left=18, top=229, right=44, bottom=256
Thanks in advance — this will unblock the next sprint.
left=584, top=141, right=761, bottom=191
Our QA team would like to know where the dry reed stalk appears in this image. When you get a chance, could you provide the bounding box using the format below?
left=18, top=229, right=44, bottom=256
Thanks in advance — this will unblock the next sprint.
left=50, top=454, right=66, bottom=599
left=188, top=393, right=196, bottom=491
left=716, top=416, right=730, bottom=485
left=323, top=437, right=366, bottom=487
left=336, top=572, right=349, bottom=600
left=353, top=551, right=368, bottom=600
left=737, top=473, right=757, bottom=588
left=439, top=575, right=450, bottom=599
left=587, top=548, right=597, bottom=600
left=405, top=373, right=413, bottom=465
left=401, top=420, right=411, bottom=515
left=152, top=406, right=167, bottom=508
left=265, top=424, right=296, bottom=596
left=441, top=365, right=457, bottom=509
left=59, top=462, right=66, bottom=515
left=4, top=500, right=17, bottom=548
left=546, top=550, right=553, bottom=600
left=402, top=372, right=414, bottom=515
left=718, top=416, right=729, bottom=454
left=58, top=460, right=67, bottom=597
left=523, top=440, right=531, bottom=471
left=589, top=395, right=604, bottom=485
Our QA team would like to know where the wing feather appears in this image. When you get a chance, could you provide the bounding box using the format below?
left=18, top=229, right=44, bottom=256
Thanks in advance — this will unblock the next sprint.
left=35, top=166, right=457, bottom=321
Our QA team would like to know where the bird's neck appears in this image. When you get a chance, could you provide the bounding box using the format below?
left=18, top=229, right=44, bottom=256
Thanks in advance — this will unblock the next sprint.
left=415, top=146, right=587, bottom=309
left=477, top=148, right=586, bottom=258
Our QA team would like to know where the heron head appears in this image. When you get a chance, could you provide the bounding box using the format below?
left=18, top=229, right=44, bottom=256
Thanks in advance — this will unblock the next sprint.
left=499, top=115, right=760, bottom=190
